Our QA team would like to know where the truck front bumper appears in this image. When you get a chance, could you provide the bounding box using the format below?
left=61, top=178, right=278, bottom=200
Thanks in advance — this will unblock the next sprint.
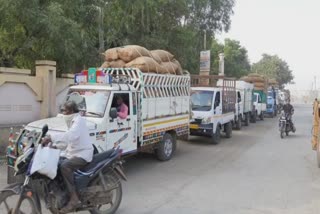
left=190, top=123, right=213, bottom=137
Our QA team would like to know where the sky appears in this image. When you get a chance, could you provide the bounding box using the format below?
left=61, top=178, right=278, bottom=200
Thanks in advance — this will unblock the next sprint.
left=216, top=0, right=320, bottom=91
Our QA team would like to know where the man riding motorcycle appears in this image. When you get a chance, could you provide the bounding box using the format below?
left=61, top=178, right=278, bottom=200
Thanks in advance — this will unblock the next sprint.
left=282, top=99, right=295, bottom=130
left=42, top=101, right=93, bottom=213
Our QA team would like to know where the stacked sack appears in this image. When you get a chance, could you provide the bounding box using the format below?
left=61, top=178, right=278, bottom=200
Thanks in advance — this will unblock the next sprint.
left=268, top=78, right=278, bottom=88
left=101, top=45, right=183, bottom=75
left=240, top=73, right=268, bottom=91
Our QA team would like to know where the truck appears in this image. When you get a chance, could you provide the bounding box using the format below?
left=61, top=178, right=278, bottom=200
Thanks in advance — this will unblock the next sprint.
left=189, top=75, right=236, bottom=144
left=236, top=80, right=254, bottom=126
left=252, top=90, right=267, bottom=122
left=266, top=87, right=277, bottom=117
left=9, top=68, right=191, bottom=163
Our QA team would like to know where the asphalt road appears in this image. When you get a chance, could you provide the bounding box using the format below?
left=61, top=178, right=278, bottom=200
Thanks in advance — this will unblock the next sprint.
left=1, top=104, right=319, bottom=214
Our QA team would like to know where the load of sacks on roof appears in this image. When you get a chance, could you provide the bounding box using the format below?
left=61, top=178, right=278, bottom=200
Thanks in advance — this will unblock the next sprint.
left=240, top=73, right=270, bottom=91
left=101, top=45, right=183, bottom=75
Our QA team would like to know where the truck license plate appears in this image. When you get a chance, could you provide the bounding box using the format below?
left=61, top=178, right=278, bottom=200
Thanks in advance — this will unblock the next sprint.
left=190, top=124, right=199, bottom=129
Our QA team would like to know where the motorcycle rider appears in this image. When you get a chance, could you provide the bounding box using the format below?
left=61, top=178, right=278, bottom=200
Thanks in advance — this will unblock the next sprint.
left=42, top=101, right=93, bottom=213
left=283, top=99, right=294, bottom=129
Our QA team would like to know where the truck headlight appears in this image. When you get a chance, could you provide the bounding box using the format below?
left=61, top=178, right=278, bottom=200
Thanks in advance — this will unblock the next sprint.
left=203, top=117, right=211, bottom=124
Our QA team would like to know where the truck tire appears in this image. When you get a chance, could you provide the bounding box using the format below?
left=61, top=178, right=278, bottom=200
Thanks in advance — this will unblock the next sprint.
left=225, top=122, right=232, bottom=138
left=235, top=115, right=242, bottom=130
left=156, top=133, right=176, bottom=161
left=244, top=113, right=250, bottom=126
left=251, top=111, right=257, bottom=123
left=260, top=112, right=264, bottom=120
left=270, top=112, right=274, bottom=118
left=212, top=126, right=221, bottom=145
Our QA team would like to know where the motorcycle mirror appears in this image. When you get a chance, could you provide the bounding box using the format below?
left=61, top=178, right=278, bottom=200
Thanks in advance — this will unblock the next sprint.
left=42, top=124, right=49, bottom=137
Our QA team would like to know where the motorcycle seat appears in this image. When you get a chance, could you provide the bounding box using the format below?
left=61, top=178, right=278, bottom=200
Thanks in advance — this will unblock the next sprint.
left=80, top=149, right=118, bottom=172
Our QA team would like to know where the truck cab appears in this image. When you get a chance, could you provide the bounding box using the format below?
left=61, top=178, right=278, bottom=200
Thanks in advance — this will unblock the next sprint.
left=253, top=92, right=266, bottom=121
left=189, top=75, right=235, bottom=144
left=234, top=90, right=244, bottom=130
left=266, top=94, right=276, bottom=118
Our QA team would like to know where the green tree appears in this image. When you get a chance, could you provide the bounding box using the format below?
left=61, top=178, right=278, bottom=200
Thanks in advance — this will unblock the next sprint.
left=210, top=38, right=250, bottom=78
left=0, top=0, right=235, bottom=74
left=251, top=54, right=294, bottom=88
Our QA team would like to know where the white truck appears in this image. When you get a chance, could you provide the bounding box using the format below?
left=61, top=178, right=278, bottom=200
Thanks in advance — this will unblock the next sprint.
left=252, top=90, right=267, bottom=122
left=189, top=75, right=236, bottom=144
left=236, top=81, right=254, bottom=126
left=17, top=68, right=190, bottom=161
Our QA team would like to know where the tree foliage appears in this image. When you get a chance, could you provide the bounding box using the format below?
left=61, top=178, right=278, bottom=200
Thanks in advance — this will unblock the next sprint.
left=251, top=54, right=294, bottom=88
left=210, top=38, right=250, bottom=78
left=0, top=0, right=235, bottom=74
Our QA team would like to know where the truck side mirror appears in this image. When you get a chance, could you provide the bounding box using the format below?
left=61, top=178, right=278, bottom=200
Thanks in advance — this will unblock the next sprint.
left=110, top=107, right=118, bottom=119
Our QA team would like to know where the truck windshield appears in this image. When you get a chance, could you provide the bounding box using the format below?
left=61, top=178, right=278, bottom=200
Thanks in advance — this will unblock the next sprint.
left=64, top=89, right=110, bottom=117
left=191, top=91, right=214, bottom=111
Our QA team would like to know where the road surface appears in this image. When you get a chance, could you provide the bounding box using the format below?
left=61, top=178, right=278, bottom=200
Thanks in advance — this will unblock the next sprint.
left=1, top=104, right=319, bottom=214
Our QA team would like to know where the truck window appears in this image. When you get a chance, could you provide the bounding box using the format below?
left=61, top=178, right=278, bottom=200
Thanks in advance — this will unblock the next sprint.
left=65, top=89, right=110, bottom=117
left=191, top=90, right=214, bottom=111
left=214, top=92, right=221, bottom=108
left=111, top=93, right=130, bottom=116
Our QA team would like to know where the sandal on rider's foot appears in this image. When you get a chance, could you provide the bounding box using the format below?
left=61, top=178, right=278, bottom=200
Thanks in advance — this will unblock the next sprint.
left=59, top=200, right=81, bottom=213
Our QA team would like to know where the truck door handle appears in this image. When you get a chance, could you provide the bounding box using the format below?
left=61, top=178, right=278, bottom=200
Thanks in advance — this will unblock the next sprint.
left=126, top=118, right=131, bottom=121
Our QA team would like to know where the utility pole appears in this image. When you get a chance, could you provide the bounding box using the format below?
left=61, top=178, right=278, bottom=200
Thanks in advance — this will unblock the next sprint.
left=203, top=30, right=206, bottom=50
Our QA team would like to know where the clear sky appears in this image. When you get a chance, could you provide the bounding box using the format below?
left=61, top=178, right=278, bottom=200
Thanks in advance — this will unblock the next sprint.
left=216, top=0, right=320, bottom=91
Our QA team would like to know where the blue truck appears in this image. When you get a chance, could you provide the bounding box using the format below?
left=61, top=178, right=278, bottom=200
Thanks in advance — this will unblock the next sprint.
left=266, top=87, right=277, bottom=117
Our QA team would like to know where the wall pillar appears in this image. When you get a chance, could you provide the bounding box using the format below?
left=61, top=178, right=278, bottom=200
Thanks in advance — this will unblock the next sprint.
left=35, top=60, right=56, bottom=118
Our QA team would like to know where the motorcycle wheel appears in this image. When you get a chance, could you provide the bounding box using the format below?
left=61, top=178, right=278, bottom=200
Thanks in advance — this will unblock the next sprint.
left=0, top=190, right=38, bottom=214
left=280, top=131, right=284, bottom=139
left=90, top=171, right=122, bottom=214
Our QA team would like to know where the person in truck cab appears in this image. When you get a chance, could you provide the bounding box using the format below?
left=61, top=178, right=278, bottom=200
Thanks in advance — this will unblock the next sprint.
left=41, top=101, right=93, bottom=213
left=116, top=95, right=128, bottom=119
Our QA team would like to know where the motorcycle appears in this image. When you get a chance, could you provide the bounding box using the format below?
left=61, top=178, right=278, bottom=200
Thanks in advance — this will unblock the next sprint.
left=279, top=109, right=296, bottom=139
left=0, top=125, right=127, bottom=214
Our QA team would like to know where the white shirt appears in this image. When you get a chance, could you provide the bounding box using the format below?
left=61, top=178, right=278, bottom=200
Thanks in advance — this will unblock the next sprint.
left=51, top=114, right=93, bottom=162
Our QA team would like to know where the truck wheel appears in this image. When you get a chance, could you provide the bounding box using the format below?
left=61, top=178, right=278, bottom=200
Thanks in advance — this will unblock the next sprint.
left=235, top=115, right=242, bottom=130
left=260, top=112, right=264, bottom=120
left=270, top=112, right=274, bottom=118
left=225, top=122, right=232, bottom=138
left=212, top=126, right=221, bottom=145
left=156, top=133, right=176, bottom=161
left=280, top=131, right=285, bottom=139
left=244, top=114, right=249, bottom=126
left=251, top=111, right=257, bottom=123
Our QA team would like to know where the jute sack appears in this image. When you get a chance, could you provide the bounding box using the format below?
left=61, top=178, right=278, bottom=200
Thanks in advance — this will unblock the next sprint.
left=125, top=56, right=164, bottom=73
left=150, top=50, right=174, bottom=62
left=110, top=59, right=126, bottom=68
left=101, top=61, right=111, bottom=68
left=254, top=82, right=266, bottom=88
left=161, top=61, right=178, bottom=75
left=172, top=59, right=183, bottom=75
left=254, top=86, right=266, bottom=91
left=118, top=45, right=150, bottom=62
left=103, top=48, right=119, bottom=61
